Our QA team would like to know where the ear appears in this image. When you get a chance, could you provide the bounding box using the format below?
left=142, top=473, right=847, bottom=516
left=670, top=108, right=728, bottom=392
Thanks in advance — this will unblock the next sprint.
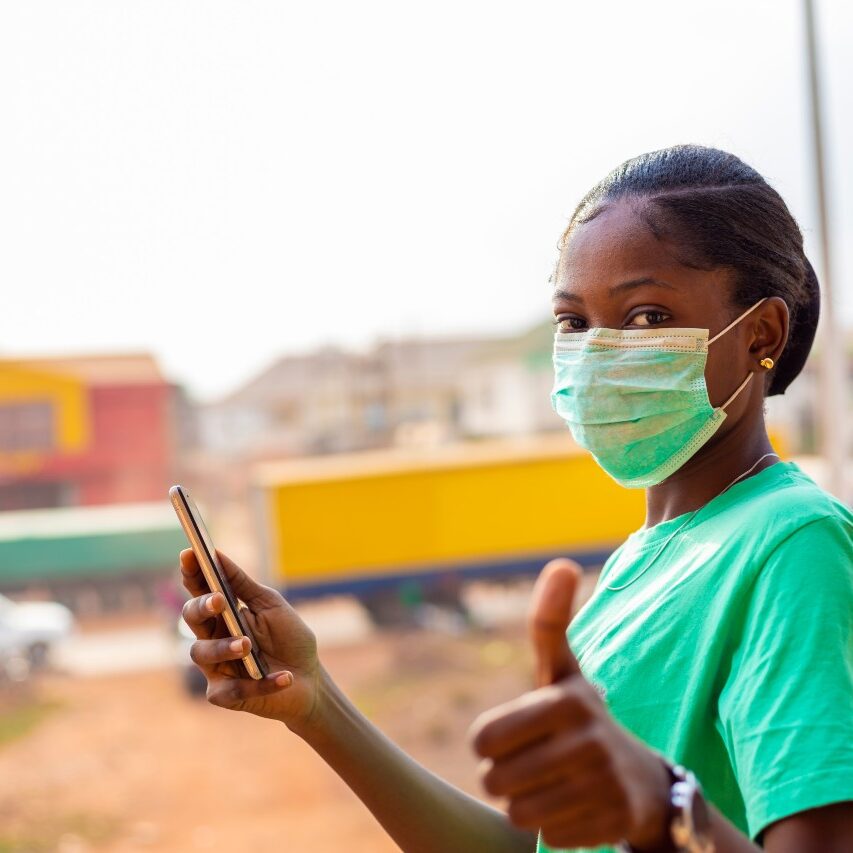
left=749, top=296, right=789, bottom=380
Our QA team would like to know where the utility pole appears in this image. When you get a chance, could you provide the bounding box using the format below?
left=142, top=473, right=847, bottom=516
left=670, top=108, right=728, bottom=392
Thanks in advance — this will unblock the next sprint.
left=802, top=0, right=848, bottom=499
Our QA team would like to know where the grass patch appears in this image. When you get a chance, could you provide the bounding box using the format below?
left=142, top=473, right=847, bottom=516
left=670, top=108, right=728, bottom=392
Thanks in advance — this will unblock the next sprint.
left=0, top=698, right=64, bottom=749
left=0, top=811, right=119, bottom=852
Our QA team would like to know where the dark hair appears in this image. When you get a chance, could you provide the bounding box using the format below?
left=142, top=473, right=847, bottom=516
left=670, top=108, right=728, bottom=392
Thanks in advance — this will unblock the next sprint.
left=559, top=144, right=820, bottom=395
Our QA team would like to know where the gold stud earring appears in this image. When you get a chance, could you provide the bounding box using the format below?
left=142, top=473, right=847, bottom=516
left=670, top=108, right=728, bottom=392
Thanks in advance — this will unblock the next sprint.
left=759, top=357, right=774, bottom=369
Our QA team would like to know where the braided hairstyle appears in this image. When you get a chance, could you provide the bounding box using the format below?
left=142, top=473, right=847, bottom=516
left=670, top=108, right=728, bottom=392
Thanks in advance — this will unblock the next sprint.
left=559, top=144, right=820, bottom=395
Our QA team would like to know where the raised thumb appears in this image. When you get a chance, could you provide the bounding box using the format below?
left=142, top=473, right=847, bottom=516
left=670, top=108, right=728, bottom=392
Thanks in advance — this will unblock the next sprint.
left=529, top=558, right=583, bottom=687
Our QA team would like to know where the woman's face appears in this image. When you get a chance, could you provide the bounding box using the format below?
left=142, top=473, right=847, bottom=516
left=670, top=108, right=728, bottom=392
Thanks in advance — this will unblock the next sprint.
left=552, top=200, right=761, bottom=417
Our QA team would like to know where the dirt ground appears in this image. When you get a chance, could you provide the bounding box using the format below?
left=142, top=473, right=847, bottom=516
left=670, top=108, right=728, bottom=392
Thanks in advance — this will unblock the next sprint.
left=0, top=621, right=543, bottom=853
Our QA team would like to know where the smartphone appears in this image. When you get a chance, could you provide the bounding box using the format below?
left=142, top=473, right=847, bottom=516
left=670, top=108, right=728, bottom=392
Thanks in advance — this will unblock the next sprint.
left=170, top=484, right=268, bottom=680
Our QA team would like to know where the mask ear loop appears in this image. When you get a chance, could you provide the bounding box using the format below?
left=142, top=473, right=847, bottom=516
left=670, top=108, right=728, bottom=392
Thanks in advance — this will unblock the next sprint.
left=707, top=297, right=768, bottom=345
left=709, top=297, right=769, bottom=411
left=719, top=372, right=754, bottom=411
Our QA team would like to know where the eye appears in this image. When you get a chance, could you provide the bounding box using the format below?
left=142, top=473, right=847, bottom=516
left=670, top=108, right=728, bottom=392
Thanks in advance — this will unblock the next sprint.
left=628, top=309, right=670, bottom=327
left=553, top=315, right=587, bottom=333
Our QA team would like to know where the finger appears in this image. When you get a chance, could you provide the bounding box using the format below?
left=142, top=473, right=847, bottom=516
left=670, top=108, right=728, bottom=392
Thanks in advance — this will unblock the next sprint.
left=538, top=796, right=623, bottom=850
left=207, top=670, right=294, bottom=709
left=180, top=549, right=210, bottom=597
left=529, top=558, right=583, bottom=687
left=182, top=591, right=227, bottom=639
left=481, top=727, right=592, bottom=798
left=190, top=636, right=251, bottom=668
left=508, top=776, right=590, bottom=831
left=215, top=550, right=282, bottom=609
left=470, top=681, right=594, bottom=760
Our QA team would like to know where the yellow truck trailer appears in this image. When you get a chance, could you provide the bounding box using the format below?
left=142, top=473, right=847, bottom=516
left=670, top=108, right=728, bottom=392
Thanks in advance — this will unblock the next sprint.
left=251, top=436, right=645, bottom=604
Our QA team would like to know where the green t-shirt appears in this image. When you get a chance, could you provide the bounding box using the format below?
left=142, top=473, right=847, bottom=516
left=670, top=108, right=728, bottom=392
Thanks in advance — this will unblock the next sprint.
left=537, top=461, right=853, bottom=853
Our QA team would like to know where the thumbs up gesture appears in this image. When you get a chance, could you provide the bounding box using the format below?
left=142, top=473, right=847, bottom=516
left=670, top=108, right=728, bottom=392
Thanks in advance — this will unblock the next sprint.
left=529, top=558, right=584, bottom=689
left=469, top=559, right=673, bottom=851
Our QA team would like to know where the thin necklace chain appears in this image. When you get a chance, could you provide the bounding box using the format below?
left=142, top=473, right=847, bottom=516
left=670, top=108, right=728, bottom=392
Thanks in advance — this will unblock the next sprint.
left=604, top=452, right=781, bottom=592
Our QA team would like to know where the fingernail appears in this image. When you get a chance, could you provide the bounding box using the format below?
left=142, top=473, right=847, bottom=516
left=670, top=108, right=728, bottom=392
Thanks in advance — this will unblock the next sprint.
left=230, top=638, right=244, bottom=653
left=274, top=672, right=292, bottom=687
left=206, top=596, right=217, bottom=613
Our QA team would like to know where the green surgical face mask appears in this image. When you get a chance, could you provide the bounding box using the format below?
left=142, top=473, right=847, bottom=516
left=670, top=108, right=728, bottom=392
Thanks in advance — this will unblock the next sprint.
left=550, top=299, right=767, bottom=488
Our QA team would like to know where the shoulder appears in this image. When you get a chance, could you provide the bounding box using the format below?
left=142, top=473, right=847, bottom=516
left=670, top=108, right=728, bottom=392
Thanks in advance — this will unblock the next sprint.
left=749, top=513, right=852, bottom=618
left=741, top=462, right=850, bottom=529
left=717, top=462, right=851, bottom=579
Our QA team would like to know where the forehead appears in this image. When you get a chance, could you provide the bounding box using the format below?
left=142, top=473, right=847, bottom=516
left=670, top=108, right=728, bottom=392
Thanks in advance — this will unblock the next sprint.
left=558, top=202, right=685, bottom=284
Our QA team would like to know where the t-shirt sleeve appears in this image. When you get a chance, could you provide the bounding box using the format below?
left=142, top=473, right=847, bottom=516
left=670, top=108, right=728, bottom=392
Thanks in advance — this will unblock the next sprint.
left=716, top=514, right=853, bottom=843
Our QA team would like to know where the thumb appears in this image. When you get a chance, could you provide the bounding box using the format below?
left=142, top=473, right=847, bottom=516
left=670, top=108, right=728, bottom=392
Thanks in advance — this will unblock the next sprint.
left=215, top=550, right=280, bottom=608
left=529, top=558, right=583, bottom=687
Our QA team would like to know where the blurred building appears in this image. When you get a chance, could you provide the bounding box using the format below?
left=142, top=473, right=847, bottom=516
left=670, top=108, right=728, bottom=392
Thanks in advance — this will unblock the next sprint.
left=0, top=353, right=191, bottom=615
left=458, top=320, right=560, bottom=437
left=0, top=353, right=183, bottom=511
left=200, top=336, right=509, bottom=459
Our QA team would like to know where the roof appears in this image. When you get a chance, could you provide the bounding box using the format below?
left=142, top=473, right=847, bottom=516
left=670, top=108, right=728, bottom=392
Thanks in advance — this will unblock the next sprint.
left=209, top=335, right=510, bottom=407
left=0, top=353, right=166, bottom=386
left=0, top=501, right=179, bottom=541
left=468, top=319, right=554, bottom=368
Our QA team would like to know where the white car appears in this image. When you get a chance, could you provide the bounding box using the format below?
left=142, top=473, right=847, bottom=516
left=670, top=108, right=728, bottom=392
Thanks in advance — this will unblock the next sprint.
left=0, top=620, right=30, bottom=682
left=0, top=593, right=75, bottom=669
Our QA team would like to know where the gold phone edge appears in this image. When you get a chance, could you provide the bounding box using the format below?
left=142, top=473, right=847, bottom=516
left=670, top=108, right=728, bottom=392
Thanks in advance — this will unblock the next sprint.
left=171, top=489, right=264, bottom=681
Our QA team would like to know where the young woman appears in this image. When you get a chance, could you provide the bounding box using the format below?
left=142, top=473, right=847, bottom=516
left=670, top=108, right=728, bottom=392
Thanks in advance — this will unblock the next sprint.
left=180, top=145, right=853, bottom=852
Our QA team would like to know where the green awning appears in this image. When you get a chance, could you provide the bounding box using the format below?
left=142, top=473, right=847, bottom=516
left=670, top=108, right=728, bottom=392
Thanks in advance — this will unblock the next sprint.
left=0, top=503, right=186, bottom=583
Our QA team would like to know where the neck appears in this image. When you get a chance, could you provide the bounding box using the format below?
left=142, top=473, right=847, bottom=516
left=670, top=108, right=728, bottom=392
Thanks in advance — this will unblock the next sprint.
left=644, top=411, right=778, bottom=528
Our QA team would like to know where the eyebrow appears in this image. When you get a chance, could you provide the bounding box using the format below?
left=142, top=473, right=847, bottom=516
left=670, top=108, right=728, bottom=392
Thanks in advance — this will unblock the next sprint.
left=552, top=277, right=676, bottom=304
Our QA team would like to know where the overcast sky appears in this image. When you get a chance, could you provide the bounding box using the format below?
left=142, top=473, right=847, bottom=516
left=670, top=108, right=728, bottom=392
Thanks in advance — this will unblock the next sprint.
left=1, top=1, right=851, bottom=401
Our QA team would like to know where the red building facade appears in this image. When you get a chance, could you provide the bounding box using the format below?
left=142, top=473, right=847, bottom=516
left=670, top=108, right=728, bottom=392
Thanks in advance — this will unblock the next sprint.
left=0, top=354, right=180, bottom=511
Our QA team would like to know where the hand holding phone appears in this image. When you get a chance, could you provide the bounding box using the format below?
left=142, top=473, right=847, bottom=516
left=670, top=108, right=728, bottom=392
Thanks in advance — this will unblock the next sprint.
left=171, top=485, right=268, bottom=679
left=172, top=487, right=323, bottom=730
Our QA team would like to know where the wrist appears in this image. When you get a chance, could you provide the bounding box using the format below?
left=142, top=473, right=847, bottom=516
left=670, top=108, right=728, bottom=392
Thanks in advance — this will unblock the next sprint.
left=621, top=759, right=715, bottom=853
left=622, top=756, right=678, bottom=853
left=284, top=665, right=386, bottom=779
left=283, top=665, right=338, bottom=744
